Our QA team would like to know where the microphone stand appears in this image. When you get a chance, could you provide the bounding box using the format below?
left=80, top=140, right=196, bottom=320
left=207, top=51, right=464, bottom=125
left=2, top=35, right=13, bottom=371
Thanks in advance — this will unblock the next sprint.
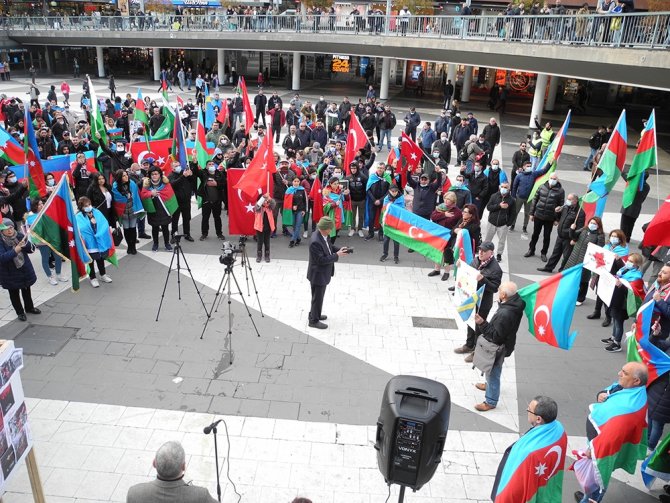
left=204, top=420, right=223, bottom=502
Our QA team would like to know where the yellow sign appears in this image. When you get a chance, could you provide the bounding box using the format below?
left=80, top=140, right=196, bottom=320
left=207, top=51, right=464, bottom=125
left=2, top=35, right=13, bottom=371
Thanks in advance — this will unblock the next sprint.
left=332, top=55, right=350, bottom=73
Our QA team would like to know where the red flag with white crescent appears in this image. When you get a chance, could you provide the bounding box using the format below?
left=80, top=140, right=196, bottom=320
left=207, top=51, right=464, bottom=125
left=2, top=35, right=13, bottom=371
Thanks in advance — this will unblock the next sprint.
left=343, top=110, right=367, bottom=175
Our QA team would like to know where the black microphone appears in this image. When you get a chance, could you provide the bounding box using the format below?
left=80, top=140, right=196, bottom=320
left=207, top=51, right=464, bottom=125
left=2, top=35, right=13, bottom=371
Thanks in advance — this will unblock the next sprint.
left=203, top=419, right=224, bottom=435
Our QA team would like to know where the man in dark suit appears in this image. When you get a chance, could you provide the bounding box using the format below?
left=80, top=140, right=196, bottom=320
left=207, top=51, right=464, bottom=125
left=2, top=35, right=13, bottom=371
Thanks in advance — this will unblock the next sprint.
left=126, top=441, right=217, bottom=503
left=307, top=216, right=349, bottom=329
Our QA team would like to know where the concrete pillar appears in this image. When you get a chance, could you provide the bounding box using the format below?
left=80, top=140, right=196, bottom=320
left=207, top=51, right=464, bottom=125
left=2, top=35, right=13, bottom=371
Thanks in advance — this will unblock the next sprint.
left=545, top=75, right=560, bottom=112
left=487, top=68, right=496, bottom=88
left=217, top=49, right=225, bottom=86
left=44, top=47, right=52, bottom=74
left=292, top=51, right=300, bottom=91
left=529, top=73, right=548, bottom=128
left=95, top=47, right=104, bottom=78
left=461, top=65, right=474, bottom=102
left=380, top=57, right=391, bottom=101
left=446, top=63, right=457, bottom=85
left=152, top=47, right=161, bottom=81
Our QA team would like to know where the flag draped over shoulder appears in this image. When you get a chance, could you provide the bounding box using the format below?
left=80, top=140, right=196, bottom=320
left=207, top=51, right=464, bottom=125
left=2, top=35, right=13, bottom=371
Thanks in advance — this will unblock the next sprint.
left=24, top=106, right=47, bottom=199
left=492, top=420, right=568, bottom=503
left=588, top=384, right=648, bottom=489
left=622, top=110, right=656, bottom=209
left=581, top=110, right=627, bottom=221
left=140, top=181, right=178, bottom=215
left=528, top=110, right=571, bottom=200
left=28, top=175, right=91, bottom=291
left=517, top=264, right=582, bottom=350
left=282, top=186, right=305, bottom=225
left=382, top=204, right=451, bottom=263
left=0, top=125, right=25, bottom=166
left=628, top=299, right=670, bottom=384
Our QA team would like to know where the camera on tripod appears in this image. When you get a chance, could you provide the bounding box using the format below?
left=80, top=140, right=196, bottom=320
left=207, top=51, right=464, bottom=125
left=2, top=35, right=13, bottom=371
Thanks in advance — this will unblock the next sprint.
left=219, top=241, right=243, bottom=266
left=170, top=234, right=185, bottom=245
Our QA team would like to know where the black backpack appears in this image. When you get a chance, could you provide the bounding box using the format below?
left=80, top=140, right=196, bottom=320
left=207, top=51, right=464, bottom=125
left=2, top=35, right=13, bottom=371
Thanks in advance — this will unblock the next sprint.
left=459, top=142, right=470, bottom=162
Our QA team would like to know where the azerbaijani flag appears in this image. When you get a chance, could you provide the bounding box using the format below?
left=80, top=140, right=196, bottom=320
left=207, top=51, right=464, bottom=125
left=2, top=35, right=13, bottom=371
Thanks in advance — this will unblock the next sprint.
left=140, top=181, right=178, bottom=216
left=628, top=299, right=670, bottom=385
left=642, top=431, right=670, bottom=488
left=382, top=204, right=451, bottom=263
left=528, top=110, right=572, bottom=200
left=152, top=102, right=175, bottom=141
left=491, top=420, right=567, bottom=503
left=194, top=108, right=210, bottom=209
left=518, top=264, right=582, bottom=350
left=622, top=110, right=656, bottom=209
left=282, top=186, right=305, bottom=226
left=134, top=88, right=149, bottom=125
left=309, top=176, right=324, bottom=223
left=24, top=106, right=47, bottom=199
left=453, top=227, right=474, bottom=267
left=581, top=110, right=627, bottom=221
left=107, top=128, right=124, bottom=141
left=588, top=383, right=648, bottom=489
left=171, top=101, right=188, bottom=169
left=0, top=125, right=24, bottom=166
left=457, top=285, right=484, bottom=322
left=238, top=76, right=255, bottom=131
left=28, top=174, right=92, bottom=291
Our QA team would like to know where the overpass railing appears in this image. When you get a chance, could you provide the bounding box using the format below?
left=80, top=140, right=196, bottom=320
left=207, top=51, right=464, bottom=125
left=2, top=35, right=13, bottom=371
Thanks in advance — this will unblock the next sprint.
left=4, top=12, right=670, bottom=49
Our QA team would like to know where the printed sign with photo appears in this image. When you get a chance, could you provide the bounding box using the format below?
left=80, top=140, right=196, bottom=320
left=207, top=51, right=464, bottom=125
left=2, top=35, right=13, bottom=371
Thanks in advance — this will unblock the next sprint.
left=583, top=242, right=616, bottom=274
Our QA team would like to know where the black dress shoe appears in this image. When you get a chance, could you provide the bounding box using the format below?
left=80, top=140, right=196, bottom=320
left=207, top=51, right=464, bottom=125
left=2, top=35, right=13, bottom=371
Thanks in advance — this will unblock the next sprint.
left=26, top=308, right=41, bottom=315
left=537, top=267, right=552, bottom=272
left=319, top=315, right=327, bottom=321
left=17, top=313, right=27, bottom=321
left=184, top=235, right=195, bottom=242
left=524, top=251, right=534, bottom=258
left=308, top=321, right=328, bottom=329
left=586, top=312, right=601, bottom=320
left=541, top=253, right=547, bottom=262
left=139, top=233, right=151, bottom=239
left=574, top=491, right=584, bottom=502
left=659, top=495, right=670, bottom=503
left=602, top=317, right=612, bottom=327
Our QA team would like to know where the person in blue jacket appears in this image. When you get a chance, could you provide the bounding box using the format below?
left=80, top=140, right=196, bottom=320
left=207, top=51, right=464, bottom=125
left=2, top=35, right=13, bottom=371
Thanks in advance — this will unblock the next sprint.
left=0, top=218, right=39, bottom=321
left=510, top=160, right=551, bottom=233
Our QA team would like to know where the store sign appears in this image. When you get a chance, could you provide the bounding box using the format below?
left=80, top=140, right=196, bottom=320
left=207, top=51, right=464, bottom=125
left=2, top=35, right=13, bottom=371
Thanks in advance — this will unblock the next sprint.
left=172, top=0, right=221, bottom=6
left=332, top=55, right=350, bottom=73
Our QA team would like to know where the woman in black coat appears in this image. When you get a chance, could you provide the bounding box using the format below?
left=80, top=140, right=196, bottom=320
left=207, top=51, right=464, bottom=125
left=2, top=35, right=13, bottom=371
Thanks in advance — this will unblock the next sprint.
left=86, top=172, right=115, bottom=226
left=0, top=218, right=39, bottom=321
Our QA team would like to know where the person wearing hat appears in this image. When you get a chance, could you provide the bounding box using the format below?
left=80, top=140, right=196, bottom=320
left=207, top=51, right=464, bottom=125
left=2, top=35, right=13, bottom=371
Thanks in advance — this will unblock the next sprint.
left=0, top=217, right=39, bottom=321
left=306, top=216, right=350, bottom=329
left=454, top=239, right=502, bottom=363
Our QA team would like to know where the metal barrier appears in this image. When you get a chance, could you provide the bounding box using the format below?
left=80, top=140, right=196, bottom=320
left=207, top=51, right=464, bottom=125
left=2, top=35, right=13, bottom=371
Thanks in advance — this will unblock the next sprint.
left=4, top=12, right=670, bottom=49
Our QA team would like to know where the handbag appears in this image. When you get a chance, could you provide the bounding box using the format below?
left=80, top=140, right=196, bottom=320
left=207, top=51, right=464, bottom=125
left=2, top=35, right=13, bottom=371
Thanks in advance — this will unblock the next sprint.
left=112, top=225, right=123, bottom=246
left=473, top=336, right=504, bottom=374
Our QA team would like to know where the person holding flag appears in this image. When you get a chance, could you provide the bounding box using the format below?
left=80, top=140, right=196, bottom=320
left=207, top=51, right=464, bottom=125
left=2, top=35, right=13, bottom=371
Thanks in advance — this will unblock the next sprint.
left=111, top=169, right=144, bottom=255
left=473, top=281, right=525, bottom=412
left=0, top=217, right=40, bottom=321
left=140, top=167, right=178, bottom=252
left=364, top=162, right=390, bottom=242
left=254, top=192, right=276, bottom=263
left=573, top=362, right=648, bottom=503
left=380, top=184, right=404, bottom=264
left=491, top=395, right=567, bottom=502
left=564, top=216, right=606, bottom=306
left=427, top=192, right=462, bottom=279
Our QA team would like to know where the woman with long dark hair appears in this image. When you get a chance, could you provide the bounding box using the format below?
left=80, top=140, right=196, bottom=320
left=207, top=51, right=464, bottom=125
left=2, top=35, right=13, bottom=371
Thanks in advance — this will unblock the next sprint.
left=111, top=169, right=144, bottom=255
left=0, top=218, right=39, bottom=321
left=76, top=196, right=113, bottom=288
left=87, top=172, right=115, bottom=226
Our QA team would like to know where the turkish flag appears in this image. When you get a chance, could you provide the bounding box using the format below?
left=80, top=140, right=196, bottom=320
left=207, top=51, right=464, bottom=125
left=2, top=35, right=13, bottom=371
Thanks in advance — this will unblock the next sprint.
left=130, top=139, right=172, bottom=174
left=227, top=168, right=258, bottom=236
left=238, top=76, right=255, bottom=130
left=233, top=130, right=275, bottom=198
left=216, top=103, right=230, bottom=129
left=343, top=110, right=367, bottom=175
left=643, top=195, right=670, bottom=247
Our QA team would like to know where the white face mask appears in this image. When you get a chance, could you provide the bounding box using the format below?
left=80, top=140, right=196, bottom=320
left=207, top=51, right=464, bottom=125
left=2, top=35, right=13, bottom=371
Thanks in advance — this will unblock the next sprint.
left=474, top=168, right=481, bottom=175
left=441, top=138, right=447, bottom=143
left=548, top=179, right=558, bottom=187
left=500, top=187, right=509, bottom=195
left=83, top=206, right=93, bottom=213
left=524, top=167, right=533, bottom=173
left=208, top=166, right=216, bottom=174
left=610, top=236, right=620, bottom=245
left=588, top=223, right=598, bottom=231
left=135, top=170, right=142, bottom=175
left=46, top=179, right=55, bottom=187
left=492, top=164, right=499, bottom=170
left=432, top=153, right=440, bottom=158
left=7, top=176, right=17, bottom=184
left=173, top=166, right=182, bottom=173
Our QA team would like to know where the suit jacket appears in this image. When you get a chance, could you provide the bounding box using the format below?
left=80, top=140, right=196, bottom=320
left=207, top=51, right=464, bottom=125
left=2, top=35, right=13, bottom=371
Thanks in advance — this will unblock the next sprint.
left=306, top=231, right=340, bottom=286
left=126, top=478, right=218, bottom=503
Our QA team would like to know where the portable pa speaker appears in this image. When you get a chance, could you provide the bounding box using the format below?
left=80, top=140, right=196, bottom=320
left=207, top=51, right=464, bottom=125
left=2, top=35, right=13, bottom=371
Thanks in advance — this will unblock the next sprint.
left=374, top=376, right=451, bottom=491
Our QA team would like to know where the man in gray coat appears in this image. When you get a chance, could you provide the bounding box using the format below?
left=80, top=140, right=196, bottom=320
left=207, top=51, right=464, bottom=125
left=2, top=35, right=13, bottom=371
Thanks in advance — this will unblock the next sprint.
left=126, top=441, right=217, bottom=503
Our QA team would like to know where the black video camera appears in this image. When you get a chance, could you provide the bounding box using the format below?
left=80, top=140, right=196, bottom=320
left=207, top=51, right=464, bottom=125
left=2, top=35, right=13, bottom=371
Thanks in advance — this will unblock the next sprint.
left=219, top=241, right=243, bottom=266
left=170, top=234, right=186, bottom=245
left=344, top=247, right=354, bottom=254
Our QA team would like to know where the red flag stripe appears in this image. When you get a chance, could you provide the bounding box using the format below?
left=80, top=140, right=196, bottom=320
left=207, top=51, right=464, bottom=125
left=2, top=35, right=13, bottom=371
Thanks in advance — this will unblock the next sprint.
left=385, top=211, right=449, bottom=250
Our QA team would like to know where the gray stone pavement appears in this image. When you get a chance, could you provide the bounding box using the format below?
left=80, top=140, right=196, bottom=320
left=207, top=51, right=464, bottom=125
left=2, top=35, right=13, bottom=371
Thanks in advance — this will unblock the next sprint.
left=0, top=74, right=666, bottom=501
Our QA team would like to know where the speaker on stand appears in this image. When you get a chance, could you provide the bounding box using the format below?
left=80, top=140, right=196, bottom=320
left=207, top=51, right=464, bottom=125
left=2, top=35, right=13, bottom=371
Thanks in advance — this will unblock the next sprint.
left=374, top=375, right=451, bottom=503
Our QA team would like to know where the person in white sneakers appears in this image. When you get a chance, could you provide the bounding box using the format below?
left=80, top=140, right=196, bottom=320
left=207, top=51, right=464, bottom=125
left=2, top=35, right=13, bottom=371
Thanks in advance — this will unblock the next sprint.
left=75, top=196, right=113, bottom=288
left=26, top=198, right=68, bottom=286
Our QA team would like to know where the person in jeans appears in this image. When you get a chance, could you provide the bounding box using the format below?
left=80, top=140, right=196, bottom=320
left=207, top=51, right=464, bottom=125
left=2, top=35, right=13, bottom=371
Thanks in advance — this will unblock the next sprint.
left=0, top=218, right=40, bottom=321
left=285, top=177, right=307, bottom=248
left=345, top=163, right=367, bottom=238
left=76, top=197, right=113, bottom=288
left=473, top=281, right=525, bottom=412
left=484, top=182, right=515, bottom=262
left=254, top=193, right=275, bottom=263
left=377, top=106, right=396, bottom=151
left=26, top=198, right=67, bottom=285
left=380, top=184, right=404, bottom=264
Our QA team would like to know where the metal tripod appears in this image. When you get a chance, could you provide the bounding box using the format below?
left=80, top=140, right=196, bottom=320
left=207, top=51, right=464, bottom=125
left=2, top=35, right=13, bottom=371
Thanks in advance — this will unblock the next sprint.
left=156, top=235, right=209, bottom=322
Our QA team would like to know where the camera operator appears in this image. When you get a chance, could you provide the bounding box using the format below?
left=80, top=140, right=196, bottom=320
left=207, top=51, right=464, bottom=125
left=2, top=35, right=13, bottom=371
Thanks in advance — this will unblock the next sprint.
left=307, top=216, right=350, bottom=330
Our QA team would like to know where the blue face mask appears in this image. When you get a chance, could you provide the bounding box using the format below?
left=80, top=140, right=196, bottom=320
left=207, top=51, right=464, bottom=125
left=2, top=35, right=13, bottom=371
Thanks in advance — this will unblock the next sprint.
left=500, top=188, right=509, bottom=195
left=588, top=223, right=598, bottom=231
left=610, top=236, right=620, bottom=246
left=83, top=206, right=93, bottom=213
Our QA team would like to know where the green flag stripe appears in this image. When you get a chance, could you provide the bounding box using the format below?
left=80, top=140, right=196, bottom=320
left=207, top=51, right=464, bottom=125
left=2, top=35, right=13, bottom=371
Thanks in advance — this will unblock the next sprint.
left=382, top=226, right=443, bottom=263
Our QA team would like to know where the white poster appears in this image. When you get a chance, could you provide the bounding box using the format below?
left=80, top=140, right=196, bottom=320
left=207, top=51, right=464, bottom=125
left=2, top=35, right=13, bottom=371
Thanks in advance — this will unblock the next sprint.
left=0, top=341, right=31, bottom=493
left=583, top=242, right=616, bottom=274
left=596, top=271, right=617, bottom=306
left=455, top=261, right=480, bottom=330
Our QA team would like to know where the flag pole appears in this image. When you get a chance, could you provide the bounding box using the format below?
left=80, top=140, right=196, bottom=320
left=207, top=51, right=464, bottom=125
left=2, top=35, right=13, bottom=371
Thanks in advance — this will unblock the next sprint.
left=652, top=109, right=660, bottom=210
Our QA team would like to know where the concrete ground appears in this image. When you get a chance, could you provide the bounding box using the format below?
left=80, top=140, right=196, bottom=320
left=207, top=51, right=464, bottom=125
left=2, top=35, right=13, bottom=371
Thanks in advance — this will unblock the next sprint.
left=0, top=74, right=667, bottom=502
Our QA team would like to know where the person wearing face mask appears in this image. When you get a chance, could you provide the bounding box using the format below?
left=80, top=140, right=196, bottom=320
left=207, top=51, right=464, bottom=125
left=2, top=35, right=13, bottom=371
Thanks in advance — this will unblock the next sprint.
left=168, top=161, right=194, bottom=242
left=314, top=96, right=328, bottom=123
left=460, top=162, right=488, bottom=215
left=427, top=149, right=449, bottom=181
left=26, top=197, right=67, bottom=286
left=600, top=253, right=646, bottom=353
left=76, top=196, right=113, bottom=288
left=538, top=193, right=585, bottom=273
left=44, top=173, right=57, bottom=194
left=431, top=133, right=451, bottom=166
left=450, top=174, right=472, bottom=209
left=472, top=281, right=525, bottom=412
left=527, top=131, right=543, bottom=171
left=0, top=217, right=40, bottom=321
left=141, top=167, right=177, bottom=252
left=403, top=107, right=421, bottom=142
left=1, top=170, right=28, bottom=224
left=565, top=217, right=606, bottom=306
left=407, top=169, right=444, bottom=222
left=345, top=162, right=368, bottom=238
left=272, top=161, right=296, bottom=237
left=484, top=182, right=515, bottom=262
left=587, top=229, right=629, bottom=325
left=196, top=160, right=225, bottom=241
left=481, top=160, right=507, bottom=212
left=364, top=163, right=390, bottom=241
left=111, top=169, right=144, bottom=255
left=510, top=161, right=551, bottom=234
left=380, top=184, right=405, bottom=264
left=428, top=192, right=463, bottom=279
left=95, top=133, right=133, bottom=181
left=524, top=174, right=565, bottom=262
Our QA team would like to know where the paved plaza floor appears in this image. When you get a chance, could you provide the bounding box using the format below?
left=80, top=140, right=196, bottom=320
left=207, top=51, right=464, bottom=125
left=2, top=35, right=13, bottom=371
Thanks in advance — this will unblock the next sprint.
left=0, top=75, right=668, bottom=502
